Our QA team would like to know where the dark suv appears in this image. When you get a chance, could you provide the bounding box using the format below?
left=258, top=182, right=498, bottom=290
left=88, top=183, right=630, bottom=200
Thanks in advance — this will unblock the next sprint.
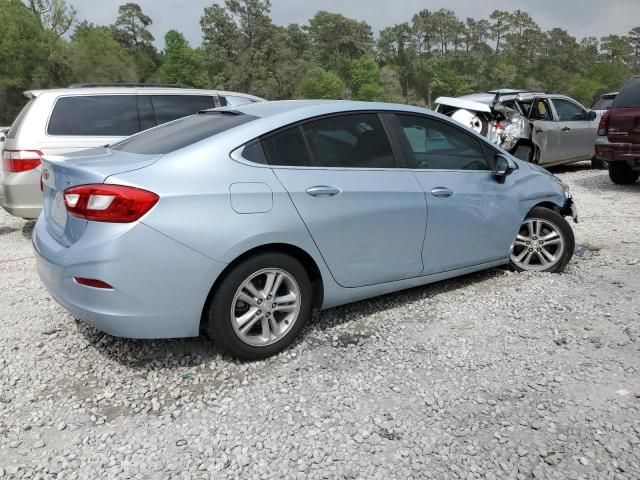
left=596, top=76, right=640, bottom=185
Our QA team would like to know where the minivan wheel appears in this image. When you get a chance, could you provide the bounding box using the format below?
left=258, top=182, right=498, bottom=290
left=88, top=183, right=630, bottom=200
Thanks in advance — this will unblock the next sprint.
left=609, top=162, right=639, bottom=185
left=206, top=252, right=312, bottom=360
left=509, top=207, right=575, bottom=273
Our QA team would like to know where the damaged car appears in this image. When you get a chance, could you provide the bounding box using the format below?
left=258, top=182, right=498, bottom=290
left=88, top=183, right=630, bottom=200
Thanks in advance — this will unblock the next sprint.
left=435, top=90, right=601, bottom=168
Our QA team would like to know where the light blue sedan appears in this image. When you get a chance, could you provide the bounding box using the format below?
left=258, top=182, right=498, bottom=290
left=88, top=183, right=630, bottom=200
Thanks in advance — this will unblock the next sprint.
left=33, top=100, right=577, bottom=359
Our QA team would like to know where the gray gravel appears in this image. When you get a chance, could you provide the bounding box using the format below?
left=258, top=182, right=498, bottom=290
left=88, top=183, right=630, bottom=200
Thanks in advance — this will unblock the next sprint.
left=1, top=163, right=639, bottom=479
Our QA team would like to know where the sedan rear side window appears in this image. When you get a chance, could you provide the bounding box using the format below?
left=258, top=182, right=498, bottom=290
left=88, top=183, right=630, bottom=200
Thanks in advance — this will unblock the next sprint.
left=262, top=113, right=397, bottom=169
left=48, top=95, right=139, bottom=136
left=396, top=114, right=490, bottom=171
left=112, top=112, right=256, bottom=155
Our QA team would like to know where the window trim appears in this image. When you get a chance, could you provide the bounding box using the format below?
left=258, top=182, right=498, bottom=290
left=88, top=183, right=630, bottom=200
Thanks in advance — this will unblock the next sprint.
left=259, top=111, right=406, bottom=170
left=389, top=112, right=497, bottom=172
left=527, top=97, right=555, bottom=122
left=45, top=94, right=141, bottom=138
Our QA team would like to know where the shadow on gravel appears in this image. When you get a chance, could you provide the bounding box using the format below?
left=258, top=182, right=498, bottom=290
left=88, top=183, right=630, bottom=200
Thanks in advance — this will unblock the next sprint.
left=0, top=226, right=18, bottom=235
left=22, top=220, right=36, bottom=239
left=311, top=267, right=507, bottom=332
left=546, top=161, right=594, bottom=174
left=76, top=322, right=226, bottom=370
left=75, top=267, right=507, bottom=369
left=576, top=177, right=640, bottom=192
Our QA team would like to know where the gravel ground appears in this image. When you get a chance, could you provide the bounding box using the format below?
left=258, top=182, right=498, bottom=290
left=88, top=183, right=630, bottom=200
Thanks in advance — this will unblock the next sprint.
left=0, top=163, right=639, bottom=480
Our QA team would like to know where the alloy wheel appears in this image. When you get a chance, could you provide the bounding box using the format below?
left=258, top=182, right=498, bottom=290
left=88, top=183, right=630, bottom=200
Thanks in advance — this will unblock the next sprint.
left=230, top=268, right=301, bottom=347
left=510, top=218, right=565, bottom=272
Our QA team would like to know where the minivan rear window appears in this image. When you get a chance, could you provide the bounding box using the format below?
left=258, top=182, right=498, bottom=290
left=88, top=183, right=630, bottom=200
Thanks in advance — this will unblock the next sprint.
left=111, top=112, right=256, bottom=155
left=7, top=98, right=35, bottom=139
left=151, top=95, right=216, bottom=125
left=48, top=95, right=139, bottom=136
left=612, top=78, right=640, bottom=108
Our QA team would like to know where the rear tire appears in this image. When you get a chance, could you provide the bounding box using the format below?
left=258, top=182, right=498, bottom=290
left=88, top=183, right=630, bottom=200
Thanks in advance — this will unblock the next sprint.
left=206, top=252, right=312, bottom=360
left=609, top=162, right=639, bottom=185
left=509, top=207, right=575, bottom=273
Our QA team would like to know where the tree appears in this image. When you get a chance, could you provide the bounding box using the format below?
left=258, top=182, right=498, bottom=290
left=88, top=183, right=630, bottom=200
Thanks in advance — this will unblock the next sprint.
left=412, top=9, right=433, bottom=55
left=200, top=0, right=275, bottom=95
left=378, top=23, right=414, bottom=96
left=110, top=3, right=159, bottom=82
left=68, top=22, right=138, bottom=83
left=348, top=55, right=384, bottom=100
left=112, top=2, right=154, bottom=48
left=1, top=0, right=69, bottom=124
left=157, top=30, right=208, bottom=87
left=299, top=66, right=343, bottom=99
left=601, top=35, right=634, bottom=64
left=489, top=10, right=511, bottom=54
left=26, top=0, right=77, bottom=35
left=628, top=27, right=640, bottom=69
left=306, top=11, right=374, bottom=76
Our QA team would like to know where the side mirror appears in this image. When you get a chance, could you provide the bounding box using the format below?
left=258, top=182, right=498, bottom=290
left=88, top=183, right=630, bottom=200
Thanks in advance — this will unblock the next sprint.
left=588, top=110, right=597, bottom=121
left=494, top=154, right=517, bottom=183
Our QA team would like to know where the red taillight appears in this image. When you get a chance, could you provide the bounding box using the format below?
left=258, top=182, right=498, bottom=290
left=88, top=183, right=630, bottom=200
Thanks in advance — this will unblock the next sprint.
left=598, top=112, right=610, bottom=136
left=63, top=184, right=159, bottom=223
left=2, top=150, right=42, bottom=173
left=73, top=277, right=113, bottom=289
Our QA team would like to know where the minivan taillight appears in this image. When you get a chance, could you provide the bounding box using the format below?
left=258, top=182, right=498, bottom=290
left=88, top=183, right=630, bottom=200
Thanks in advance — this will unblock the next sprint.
left=63, top=184, right=159, bottom=223
left=598, top=112, right=610, bottom=136
left=2, top=150, right=42, bottom=173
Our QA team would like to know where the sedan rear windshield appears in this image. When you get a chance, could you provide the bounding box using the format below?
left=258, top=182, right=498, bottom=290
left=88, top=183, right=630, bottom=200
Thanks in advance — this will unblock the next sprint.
left=111, top=112, right=256, bottom=155
left=612, top=78, right=640, bottom=108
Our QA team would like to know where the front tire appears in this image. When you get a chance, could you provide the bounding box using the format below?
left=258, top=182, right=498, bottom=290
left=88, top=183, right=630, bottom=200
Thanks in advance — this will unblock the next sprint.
left=206, top=252, right=312, bottom=360
left=609, top=162, right=639, bottom=185
left=509, top=207, right=575, bottom=273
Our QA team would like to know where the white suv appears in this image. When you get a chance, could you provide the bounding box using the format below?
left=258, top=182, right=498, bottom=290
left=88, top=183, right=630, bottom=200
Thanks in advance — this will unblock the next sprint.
left=1, top=84, right=263, bottom=219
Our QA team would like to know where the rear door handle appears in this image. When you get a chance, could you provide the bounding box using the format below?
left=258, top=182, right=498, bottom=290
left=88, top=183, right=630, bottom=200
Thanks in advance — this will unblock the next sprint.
left=535, top=128, right=543, bottom=134
left=306, top=186, right=341, bottom=197
left=562, top=126, right=571, bottom=132
left=430, top=187, right=454, bottom=198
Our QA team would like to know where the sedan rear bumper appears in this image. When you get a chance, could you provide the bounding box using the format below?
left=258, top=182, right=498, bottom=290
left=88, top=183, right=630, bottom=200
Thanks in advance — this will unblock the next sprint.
left=33, top=217, right=227, bottom=339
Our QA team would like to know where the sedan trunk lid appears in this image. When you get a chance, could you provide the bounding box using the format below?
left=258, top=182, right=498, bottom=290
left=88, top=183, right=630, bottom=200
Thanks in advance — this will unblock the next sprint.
left=41, top=147, right=161, bottom=246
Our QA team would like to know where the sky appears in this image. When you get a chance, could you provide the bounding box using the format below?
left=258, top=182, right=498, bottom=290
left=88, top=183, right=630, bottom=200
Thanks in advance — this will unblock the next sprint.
left=72, top=0, right=640, bottom=49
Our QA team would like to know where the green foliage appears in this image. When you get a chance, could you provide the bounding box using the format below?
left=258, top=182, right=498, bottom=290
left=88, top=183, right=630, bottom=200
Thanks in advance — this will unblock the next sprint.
left=2, top=1, right=640, bottom=125
left=157, top=30, right=208, bottom=87
left=0, top=0, right=69, bottom=123
left=68, top=23, right=138, bottom=83
left=26, top=0, right=77, bottom=35
left=299, top=67, right=343, bottom=99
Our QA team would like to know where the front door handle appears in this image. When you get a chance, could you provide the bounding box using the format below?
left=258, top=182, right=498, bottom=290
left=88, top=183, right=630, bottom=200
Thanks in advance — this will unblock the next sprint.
left=562, top=126, right=571, bottom=132
left=430, top=187, right=454, bottom=198
left=306, top=186, right=341, bottom=197
left=535, top=128, right=543, bottom=134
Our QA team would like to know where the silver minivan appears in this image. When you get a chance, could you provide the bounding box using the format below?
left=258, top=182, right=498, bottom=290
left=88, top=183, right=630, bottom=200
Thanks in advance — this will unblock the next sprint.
left=1, top=84, right=263, bottom=218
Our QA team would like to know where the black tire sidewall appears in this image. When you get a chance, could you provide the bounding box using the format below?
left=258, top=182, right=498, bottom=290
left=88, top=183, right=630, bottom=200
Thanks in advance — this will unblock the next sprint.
left=207, top=253, right=312, bottom=360
left=509, top=207, right=575, bottom=273
left=609, top=162, right=639, bottom=185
